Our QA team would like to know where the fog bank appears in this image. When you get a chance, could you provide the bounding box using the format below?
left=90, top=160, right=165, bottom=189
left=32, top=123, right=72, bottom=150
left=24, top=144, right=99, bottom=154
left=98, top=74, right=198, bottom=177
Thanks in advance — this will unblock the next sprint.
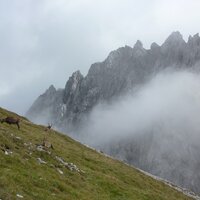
left=79, top=69, right=200, bottom=193
left=82, top=69, right=200, bottom=146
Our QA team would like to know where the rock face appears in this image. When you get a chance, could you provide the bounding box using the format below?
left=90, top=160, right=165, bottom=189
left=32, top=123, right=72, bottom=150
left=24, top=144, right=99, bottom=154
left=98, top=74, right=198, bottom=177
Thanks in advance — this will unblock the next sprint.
left=26, top=85, right=64, bottom=126
left=27, top=32, right=200, bottom=132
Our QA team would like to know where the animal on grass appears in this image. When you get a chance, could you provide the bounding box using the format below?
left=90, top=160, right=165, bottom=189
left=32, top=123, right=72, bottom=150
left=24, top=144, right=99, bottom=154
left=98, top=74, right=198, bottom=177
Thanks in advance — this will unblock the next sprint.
left=42, top=135, right=54, bottom=149
left=1, top=117, right=20, bottom=130
left=44, top=123, right=52, bottom=132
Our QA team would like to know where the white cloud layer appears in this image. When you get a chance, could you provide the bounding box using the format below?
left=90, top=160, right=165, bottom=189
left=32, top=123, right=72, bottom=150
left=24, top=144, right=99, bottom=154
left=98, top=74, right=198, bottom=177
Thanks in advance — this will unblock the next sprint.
left=82, top=70, right=200, bottom=147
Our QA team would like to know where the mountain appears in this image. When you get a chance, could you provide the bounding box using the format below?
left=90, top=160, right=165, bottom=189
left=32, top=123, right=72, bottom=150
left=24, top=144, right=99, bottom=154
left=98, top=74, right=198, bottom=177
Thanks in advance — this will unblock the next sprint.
left=26, top=32, right=200, bottom=132
left=0, top=107, right=196, bottom=200
left=26, top=32, right=200, bottom=194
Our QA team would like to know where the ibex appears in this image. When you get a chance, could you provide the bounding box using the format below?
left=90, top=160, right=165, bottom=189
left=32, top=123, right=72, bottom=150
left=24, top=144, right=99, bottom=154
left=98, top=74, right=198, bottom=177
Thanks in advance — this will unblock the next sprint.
left=42, top=135, right=54, bottom=149
left=44, top=123, right=52, bottom=132
left=1, top=117, right=20, bottom=130
left=42, top=123, right=54, bottom=149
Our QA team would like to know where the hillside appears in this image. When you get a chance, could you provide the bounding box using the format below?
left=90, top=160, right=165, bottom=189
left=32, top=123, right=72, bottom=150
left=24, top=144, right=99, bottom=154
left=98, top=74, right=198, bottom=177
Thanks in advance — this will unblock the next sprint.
left=0, top=107, right=197, bottom=200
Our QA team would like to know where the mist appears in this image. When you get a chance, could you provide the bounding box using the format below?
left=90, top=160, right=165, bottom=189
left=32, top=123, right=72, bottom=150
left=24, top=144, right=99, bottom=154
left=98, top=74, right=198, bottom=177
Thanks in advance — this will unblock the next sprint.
left=79, top=69, right=200, bottom=192
left=82, top=69, right=200, bottom=145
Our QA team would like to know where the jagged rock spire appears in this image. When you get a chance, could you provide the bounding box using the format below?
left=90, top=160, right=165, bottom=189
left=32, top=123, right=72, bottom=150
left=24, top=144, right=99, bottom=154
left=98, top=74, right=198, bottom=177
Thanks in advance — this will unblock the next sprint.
left=188, top=33, right=200, bottom=46
left=150, top=42, right=160, bottom=50
left=133, top=40, right=143, bottom=50
left=63, top=70, right=84, bottom=104
left=163, top=31, right=185, bottom=47
left=133, top=40, right=146, bottom=56
left=45, top=85, right=56, bottom=95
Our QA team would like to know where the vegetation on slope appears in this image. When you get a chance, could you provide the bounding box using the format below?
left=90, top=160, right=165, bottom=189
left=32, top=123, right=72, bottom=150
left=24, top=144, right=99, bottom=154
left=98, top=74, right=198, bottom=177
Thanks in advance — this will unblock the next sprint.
left=0, top=107, right=193, bottom=200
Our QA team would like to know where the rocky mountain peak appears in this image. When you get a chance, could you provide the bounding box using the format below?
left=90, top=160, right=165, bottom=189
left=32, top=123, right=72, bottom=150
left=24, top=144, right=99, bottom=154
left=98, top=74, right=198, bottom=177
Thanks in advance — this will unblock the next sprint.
left=133, top=40, right=146, bottom=56
left=133, top=40, right=143, bottom=49
left=44, top=85, right=56, bottom=96
left=102, top=46, right=133, bottom=70
left=63, top=70, right=84, bottom=104
left=188, top=33, right=200, bottom=46
left=70, top=70, right=83, bottom=90
left=150, top=42, right=160, bottom=50
left=71, top=70, right=83, bottom=78
left=163, top=31, right=185, bottom=47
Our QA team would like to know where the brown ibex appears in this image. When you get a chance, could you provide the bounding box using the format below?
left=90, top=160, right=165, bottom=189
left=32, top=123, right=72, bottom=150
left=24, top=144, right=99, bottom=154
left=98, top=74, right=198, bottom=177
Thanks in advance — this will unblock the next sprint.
left=42, top=135, right=54, bottom=149
left=42, top=123, right=54, bottom=149
left=1, top=117, right=20, bottom=130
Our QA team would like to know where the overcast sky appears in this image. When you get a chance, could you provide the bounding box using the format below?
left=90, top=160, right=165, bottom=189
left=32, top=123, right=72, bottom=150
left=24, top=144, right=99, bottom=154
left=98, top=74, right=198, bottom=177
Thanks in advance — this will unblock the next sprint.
left=0, top=0, right=200, bottom=114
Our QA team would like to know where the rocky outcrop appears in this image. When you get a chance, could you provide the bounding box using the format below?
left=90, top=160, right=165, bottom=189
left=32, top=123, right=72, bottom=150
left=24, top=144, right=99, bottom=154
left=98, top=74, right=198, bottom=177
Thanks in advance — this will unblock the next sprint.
left=26, top=85, right=64, bottom=125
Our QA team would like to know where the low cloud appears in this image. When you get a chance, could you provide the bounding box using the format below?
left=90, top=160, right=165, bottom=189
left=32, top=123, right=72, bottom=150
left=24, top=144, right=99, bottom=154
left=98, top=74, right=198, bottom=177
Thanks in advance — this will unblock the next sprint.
left=79, top=69, right=200, bottom=192
left=82, top=69, right=200, bottom=147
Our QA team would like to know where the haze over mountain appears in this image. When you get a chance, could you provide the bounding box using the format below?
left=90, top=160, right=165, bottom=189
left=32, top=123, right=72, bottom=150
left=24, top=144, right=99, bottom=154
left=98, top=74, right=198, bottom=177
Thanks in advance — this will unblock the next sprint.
left=27, top=32, right=200, bottom=194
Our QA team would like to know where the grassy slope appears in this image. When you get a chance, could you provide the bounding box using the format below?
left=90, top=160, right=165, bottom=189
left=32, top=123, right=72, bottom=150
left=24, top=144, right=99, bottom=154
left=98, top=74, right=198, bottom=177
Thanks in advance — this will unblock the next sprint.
left=0, top=107, right=193, bottom=200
